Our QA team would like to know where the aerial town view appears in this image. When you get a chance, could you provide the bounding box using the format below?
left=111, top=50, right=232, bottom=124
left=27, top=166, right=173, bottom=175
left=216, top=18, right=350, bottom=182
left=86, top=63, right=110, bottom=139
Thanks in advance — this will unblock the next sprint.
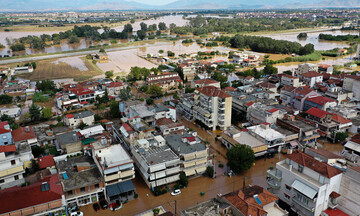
left=1, top=0, right=360, bottom=216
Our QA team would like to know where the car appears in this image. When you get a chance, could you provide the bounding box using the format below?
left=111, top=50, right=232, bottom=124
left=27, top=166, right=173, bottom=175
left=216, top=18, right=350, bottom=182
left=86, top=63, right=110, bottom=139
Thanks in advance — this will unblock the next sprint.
left=93, top=203, right=100, bottom=212
left=70, top=212, right=83, bottom=216
left=100, top=200, right=108, bottom=209
left=68, top=205, right=79, bottom=213
left=171, top=189, right=181, bottom=196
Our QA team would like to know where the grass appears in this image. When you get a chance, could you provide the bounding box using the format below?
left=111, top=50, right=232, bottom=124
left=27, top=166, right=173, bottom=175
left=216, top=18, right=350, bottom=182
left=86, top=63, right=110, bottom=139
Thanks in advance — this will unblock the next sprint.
left=16, top=58, right=102, bottom=82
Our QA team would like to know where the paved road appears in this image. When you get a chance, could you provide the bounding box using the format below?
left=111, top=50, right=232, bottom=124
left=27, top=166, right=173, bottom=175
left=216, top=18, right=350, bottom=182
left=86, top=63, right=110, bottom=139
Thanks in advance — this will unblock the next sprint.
left=0, top=42, right=172, bottom=65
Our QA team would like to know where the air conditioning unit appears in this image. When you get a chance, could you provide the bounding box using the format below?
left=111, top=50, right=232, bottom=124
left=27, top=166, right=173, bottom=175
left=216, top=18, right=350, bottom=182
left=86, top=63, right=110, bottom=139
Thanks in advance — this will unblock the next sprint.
left=313, top=198, right=317, bottom=203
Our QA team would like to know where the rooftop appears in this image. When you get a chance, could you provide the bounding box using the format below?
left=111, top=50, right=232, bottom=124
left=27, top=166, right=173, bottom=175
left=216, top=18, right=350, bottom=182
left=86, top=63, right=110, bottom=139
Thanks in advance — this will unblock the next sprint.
left=306, top=107, right=331, bottom=118
left=56, top=131, right=80, bottom=146
left=306, top=96, right=336, bottom=105
left=248, top=124, right=285, bottom=141
left=194, top=78, right=219, bottom=85
left=134, top=143, right=179, bottom=165
left=306, top=148, right=343, bottom=159
left=66, top=110, right=94, bottom=119
left=94, top=144, right=133, bottom=169
left=196, top=86, right=231, bottom=98
left=301, top=71, right=323, bottom=78
left=223, top=129, right=266, bottom=151
left=164, top=134, right=207, bottom=155
left=37, top=155, right=55, bottom=169
left=181, top=198, right=231, bottom=216
left=11, top=126, right=36, bottom=143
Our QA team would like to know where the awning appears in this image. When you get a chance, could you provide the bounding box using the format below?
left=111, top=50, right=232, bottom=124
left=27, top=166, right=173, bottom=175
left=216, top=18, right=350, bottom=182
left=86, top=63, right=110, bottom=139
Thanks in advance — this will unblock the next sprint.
left=345, top=142, right=360, bottom=153
left=290, top=141, right=299, bottom=147
left=291, top=180, right=317, bottom=199
left=184, top=169, right=196, bottom=176
left=106, top=180, right=135, bottom=197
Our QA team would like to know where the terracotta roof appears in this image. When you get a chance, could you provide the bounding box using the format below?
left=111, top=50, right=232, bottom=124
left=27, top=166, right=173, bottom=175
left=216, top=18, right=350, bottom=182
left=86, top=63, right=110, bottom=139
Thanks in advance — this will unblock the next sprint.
left=62, top=83, right=82, bottom=91
left=0, top=121, right=11, bottom=134
left=106, top=82, right=123, bottom=88
left=222, top=185, right=278, bottom=216
left=301, top=71, right=323, bottom=78
left=194, top=78, right=219, bottom=85
left=70, top=87, right=95, bottom=96
left=0, top=174, right=63, bottom=214
left=246, top=101, right=255, bottom=107
left=122, top=123, right=133, bottom=132
left=318, top=64, right=331, bottom=69
left=257, top=82, right=276, bottom=89
left=344, top=74, right=360, bottom=80
left=308, top=148, right=343, bottom=159
left=244, top=76, right=254, bottom=80
left=294, top=86, right=315, bottom=96
left=66, top=114, right=74, bottom=119
left=196, top=86, right=231, bottom=98
left=306, top=107, right=331, bottom=118
left=37, top=155, right=55, bottom=169
left=329, top=191, right=341, bottom=198
left=323, top=208, right=349, bottom=216
left=286, top=151, right=343, bottom=178
left=11, top=126, right=36, bottom=143
left=0, top=145, right=16, bottom=153
left=282, top=74, right=297, bottom=79
left=267, top=108, right=278, bottom=113
left=224, top=87, right=236, bottom=91
left=331, top=114, right=351, bottom=125
left=281, top=85, right=296, bottom=92
left=306, top=96, right=336, bottom=105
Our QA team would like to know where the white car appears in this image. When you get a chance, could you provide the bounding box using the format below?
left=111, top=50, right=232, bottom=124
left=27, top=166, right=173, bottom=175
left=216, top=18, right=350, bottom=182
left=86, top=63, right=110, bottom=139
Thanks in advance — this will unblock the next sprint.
left=70, top=212, right=83, bottom=216
left=171, top=189, right=181, bottom=196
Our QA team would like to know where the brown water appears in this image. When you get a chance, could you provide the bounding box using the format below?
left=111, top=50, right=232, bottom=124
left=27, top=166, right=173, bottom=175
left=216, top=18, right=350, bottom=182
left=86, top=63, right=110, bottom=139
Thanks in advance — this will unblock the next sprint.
left=259, top=30, right=358, bottom=51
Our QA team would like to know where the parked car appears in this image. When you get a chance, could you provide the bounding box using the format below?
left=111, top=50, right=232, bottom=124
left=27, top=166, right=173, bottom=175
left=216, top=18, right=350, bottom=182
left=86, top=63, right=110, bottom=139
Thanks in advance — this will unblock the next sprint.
left=93, top=203, right=100, bottom=212
left=70, top=212, right=83, bottom=216
left=171, top=189, right=181, bottom=196
left=100, top=200, right=108, bottom=209
left=109, top=200, right=122, bottom=211
left=68, top=205, right=79, bottom=213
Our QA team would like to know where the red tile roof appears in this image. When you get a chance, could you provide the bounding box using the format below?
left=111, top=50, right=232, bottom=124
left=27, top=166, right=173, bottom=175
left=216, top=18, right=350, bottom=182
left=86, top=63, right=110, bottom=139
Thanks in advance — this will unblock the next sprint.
left=122, top=123, right=133, bottom=132
left=244, top=76, right=254, bottom=80
left=196, top=86, right=231, bottom=98
left=245, top=101, right=255, bottom=107
left=323, top=208, right=349, bottom=216
left=66, top=114, right=74, bottom=119
left=306, top=107, right=331, bottom=119
left=0, top=174, right=63, bottom=214
left=224, top=87, right=236, bottom=91
left=258, top=82, right=276, bottom=89
left=107, top=82, right=124, bottom=88
left=11, top=126, right=36, bottom=143
left=281, top=85, right=296, bottom=92
left=185, top=136, right=196, bottom=142
left=37, top=155, right=55, bottom=169
left=307, top=148, right=343, bottom=159
left=70, top=87, right=94, bottom=96
left=306, top=96, right=336, bottom=105
left=282, top=74, right=297, bottom=79
left=294, top=86, right=315, bottom=96
left=267, top=108, right=278, bottom=113
left=331, top=114, right=351, bottom=125
left=286, top=151, right=343, bottom=178
left=0, top=145, right=16, bottom=153
left=0, top=121, right=11, bottom=134
left=194, top=78, right=219, bottom=85
left=301, top=71, right=323, bottom=78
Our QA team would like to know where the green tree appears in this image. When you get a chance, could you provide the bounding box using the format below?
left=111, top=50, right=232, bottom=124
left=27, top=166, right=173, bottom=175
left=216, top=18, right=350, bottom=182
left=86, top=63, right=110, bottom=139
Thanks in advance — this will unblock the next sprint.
left=146, top=98, right=154, bottom=105
left=146, top=85, right=163, bottom=97
left=123, top=23, right=133, bottom=33
left=42, top=107, right=53, bottom=119
left=119, top=88, right=132, bottom=101
left=335, top=132, right=349, bottom=142
left=263, top=64, right=278, bottom=75
left=158, top=50, right=164, bottom=54
left=137, top=30, right=147, bottom=40
left=77, top=121, right=88, bottom=130
left=105, top=71, right=114, bottom=79
left=0, top=114, right=18, bottom=129
left=179, top=172, right=188, bottom=187
left=140, top=22, right=148, bottom=31
left=99, top=48, right=106, bottom=52
left=31, top=146, right=45, bottom=158
left=139, top=85, right=149, bottom=92
left=205, top=166, right=214, bottom=177
left=68, top=35, right=80, bottom=44
left=0, top=95, right=13, bottom=105
left=29, top=104, right=41, bottom=122
left=158, top=22, right=167, bottom=30
left=167, top=50, right=175, bottom=57
left=36, top=80, right=56, bottom=92
left=226, top=144, right=255, bottom=173
left=109, top=101, right=121, bottom=118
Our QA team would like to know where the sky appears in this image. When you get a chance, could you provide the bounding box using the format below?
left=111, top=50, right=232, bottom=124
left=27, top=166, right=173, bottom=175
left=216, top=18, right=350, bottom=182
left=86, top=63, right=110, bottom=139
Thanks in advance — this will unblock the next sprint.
left=129, top=0, right=178, bottom=5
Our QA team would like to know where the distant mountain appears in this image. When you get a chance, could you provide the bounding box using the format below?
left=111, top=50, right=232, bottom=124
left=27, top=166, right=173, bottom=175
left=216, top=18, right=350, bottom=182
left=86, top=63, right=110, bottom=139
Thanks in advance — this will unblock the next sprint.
left=0, top=0, right=357, bottom=11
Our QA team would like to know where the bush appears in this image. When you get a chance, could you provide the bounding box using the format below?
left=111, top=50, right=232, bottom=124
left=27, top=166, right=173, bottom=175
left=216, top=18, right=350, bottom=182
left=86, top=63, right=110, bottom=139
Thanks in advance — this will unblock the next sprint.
left=218, top=163, right=224, bottom=168
left=0, top=95, right=13, bottom=105
left=146, top=98, right=154, bottom=105
left=32, top=92, right=49, bottom=102
left=205, top=166, right=214, bottom=177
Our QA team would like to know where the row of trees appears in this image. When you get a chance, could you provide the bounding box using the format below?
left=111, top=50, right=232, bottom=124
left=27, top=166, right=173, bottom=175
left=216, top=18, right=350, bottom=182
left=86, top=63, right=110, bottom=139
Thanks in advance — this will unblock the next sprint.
left=319, top=33, right=359, bottom=41
left=229, top=34, right=315, bottom=55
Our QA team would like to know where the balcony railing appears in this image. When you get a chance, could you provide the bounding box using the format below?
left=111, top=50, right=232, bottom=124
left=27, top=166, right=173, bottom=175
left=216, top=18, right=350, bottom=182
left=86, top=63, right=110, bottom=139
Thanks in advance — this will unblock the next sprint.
left=267, top=179, right=280, bottom=190
left=292, top=196, right=315, bottom=213
left=267, top=169, right=282, bottom=181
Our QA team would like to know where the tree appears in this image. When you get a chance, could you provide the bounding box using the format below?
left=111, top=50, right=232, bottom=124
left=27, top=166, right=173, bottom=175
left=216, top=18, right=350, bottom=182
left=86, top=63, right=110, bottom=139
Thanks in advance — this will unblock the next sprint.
left=205, top=166, right=214, bottom=177
left=77, top=121, right=88, bottom=130
left=36, top=80, right=56, bottom=92
left=42, top=107, right=53, bottom=119
left=0, top=114, right=18, bottom=129
left=158, top=50, right=164, bottom=54
left=99, top=48, right=106, bottom=53
left=0, top=95, right=13, bottom=105
left=283, top=70, right=292, bottom=76
left=137, top=30, right=146, bottom=40
left=139, top=85, right=149, bottom=92
left=68, top=35, right=80, bottom=44
left=10, top=43, right=25, bottom=52
left=119, top=88, right=132, bottom=101
left=146, top=98, right=154, bottom=105
left=158, top=22, right=167, bottom=31
left=29, top=104, right=41, bottom=122
left=123, top=24, right=133, bottom=33
left=179, top=172, right=188, bottom=187
left=140, top=22, right=148, bottom=31
left=146, top=85, right=163, bottom=97
left=167, top=50, right=175, bottom=57
left=109, top=101, right=121, bottom=118
left=105, top=71, right=114, bottom=79
left=226, top=144, right=255, bottom=173
left=335, top=132, right=349, bottom=142
left=263, top=64, right=278, bottom=75
left=299, top=43, right=315, bottom=55
left=31, top=146, right=45, bottom=158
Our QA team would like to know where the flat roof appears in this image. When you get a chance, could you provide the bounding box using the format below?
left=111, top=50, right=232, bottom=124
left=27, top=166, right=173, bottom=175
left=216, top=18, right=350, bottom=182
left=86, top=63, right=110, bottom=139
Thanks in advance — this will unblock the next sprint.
left=134, top=144, right=179, bottom=165
left=164, top=134, right=207, bottom=155
left=97, top=144, right=133, bottom=168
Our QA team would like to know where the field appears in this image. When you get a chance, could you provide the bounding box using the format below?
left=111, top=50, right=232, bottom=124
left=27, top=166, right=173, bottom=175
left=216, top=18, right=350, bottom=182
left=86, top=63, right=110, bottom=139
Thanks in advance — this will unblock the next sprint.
left=16, top=57, right=102, bottom=81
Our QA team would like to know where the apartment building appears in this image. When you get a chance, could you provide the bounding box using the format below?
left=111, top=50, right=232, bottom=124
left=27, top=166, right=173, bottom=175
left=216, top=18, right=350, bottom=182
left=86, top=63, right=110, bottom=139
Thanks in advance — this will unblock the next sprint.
left=295, top=63, right=318, bottom=76
left=131, top=136, right=181, bottom=189
left=303, top=96, right=337, bottom=111
left=267, top=151, right=343, bottom=216
left=191, top=78, right=221, bottom=89
left=146, top=72, right=183, bottom=91
left=193, top=86, right=232, bottom=130
left=325, top=86, right=353, bottom=104
left=63, top=110, right=95, bottom=129
left=0, top=122, right=13, bottom=146
left=247, top=103, right=285, bottom=125
left=337, top=166, right=360, bottom=216
left=248, top=123, right=286, bottom=151
left=0, top=143, right=33, bottom=189
left=281, top=74, right=301, bottom=87
left=165, top=134, right=209, bottom=178
left=299, top=71, right=323, bottom=88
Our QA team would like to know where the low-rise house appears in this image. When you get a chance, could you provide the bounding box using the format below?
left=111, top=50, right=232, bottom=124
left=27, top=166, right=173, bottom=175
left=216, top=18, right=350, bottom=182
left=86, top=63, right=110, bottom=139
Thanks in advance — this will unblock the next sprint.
left=121, top=102, right=156, bottom=126
left=295, top=63, right=318, bottom=75
left=243, top=75, right=255, bottom=84
left=222, top=127, right=268, bottom=157
left=13, top=66, right=33, bottom=74
left=318, top=64, right=333, bottom=74
left=33, top=124, right=56, bottom=147
left=0, top=174, right=64, bottom=216
left=256, top=82, right=277, bottom=93
left=247, top=103, right=285, bottom=125
left=304, top=148, right=344, bottom=165
left=0, top=122, right=13, bottom=146
left=91, top=143, right=136, bottom=203
left=156, top=118, right=185, bottom=136
left=232, top=52, right=248, bottom=64
left=248, top=123, right=286, bottom=151
left=0, top=107, right=21, bottom=118
left=79, top=81, right=99, bottom=91
left=281, top=74, right=301, bottom=87
left=37, top=155, right=55, bottom=170
left=56, top=131, right=81, bottom=154
left=150, top=105, right=176, bottom=121
left=146, top=72, right=183, bottom=91
left=165, top=134, right=209, bottom=178
left=3, top=83, right=28, bottom=93
left=267, top=151, right=343, bottom=216
left=56, top=93, right=79, bottom=109
left=299, top=71, right=323, bottom=88
left=131, top=136, right=181, bottom=189
left=191, top=78, right=220, bottom=89
left=12, top=126, right=38, bottom=147
left=69, top=87, right=95, bottom=103
left=103, top=82, right=125, bottom=96
left=57, top=155, right=104, bottom=207
left=325, top=86, right=353, bottom=104
left=303, top=95, right=337, bottom=111
left=63, top=110, right=95, bottom=129
left=181, top=198, right=234, bottom=216
left=0, top=143, right=33, bottom=189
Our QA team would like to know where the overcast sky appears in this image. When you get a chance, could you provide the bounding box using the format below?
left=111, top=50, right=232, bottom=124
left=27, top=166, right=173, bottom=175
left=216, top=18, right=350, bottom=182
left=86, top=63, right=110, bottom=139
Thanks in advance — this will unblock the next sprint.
left=129, top=0, right=178, bottom=5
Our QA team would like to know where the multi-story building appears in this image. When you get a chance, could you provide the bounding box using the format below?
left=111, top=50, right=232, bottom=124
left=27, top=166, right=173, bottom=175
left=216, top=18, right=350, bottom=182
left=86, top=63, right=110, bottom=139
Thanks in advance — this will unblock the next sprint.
left=11, top=126, right=38, bottom=147
left=247, top=103, right=285, bottom=125
left=131, top=136, right=181, bottom=189
left=102, top=82, right=125, bottom=96
left=63, top=110, right=95, bottom=129
left=191, top=78, right=221, bottom=89
left=299, top=71, right=323, bottom=88
left=165, top=134, right=209, bottom=178
left=318, top=64, right=333, bottom=74
left=292, top=86, right=319, bottom=111
left=248, top=123, right=286, bottom=151
left=179, top=64, right=197, bottom=81
left=0, top=122, right=13, bottom=146
left=57, top=155, right=104, bottom=208
left=325, top=86, right=353, bottom=104
left=281, top=74, right=301, bottom=87
left=0, top=143, right=33, bottom=189
left=267, top=151, right=343, bottom=216
left=56, top=93, right=79, bottom=109
left=91, top=143, right=136, bottom=203
left=69, top=87, right=95, bottom=103
left=303, top=96, right=337, bottom=111
left=337, top=166, right=360, bottom=216
left=193, top=86, right=232, bottom=130
left=295, top=63, right=318, bottom=75
left=146, top=72, right=183, bottom=91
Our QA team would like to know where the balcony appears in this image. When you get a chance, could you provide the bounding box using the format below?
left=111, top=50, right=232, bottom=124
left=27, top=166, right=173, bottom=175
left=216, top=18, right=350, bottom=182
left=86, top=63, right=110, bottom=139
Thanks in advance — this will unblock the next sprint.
left=267, top=169, right=282, bottom=181
left=292, top=196, right=315, bottom=213
left=267, top=179, right=280, bottom=190
left=328, top=201, right=338, bottom=209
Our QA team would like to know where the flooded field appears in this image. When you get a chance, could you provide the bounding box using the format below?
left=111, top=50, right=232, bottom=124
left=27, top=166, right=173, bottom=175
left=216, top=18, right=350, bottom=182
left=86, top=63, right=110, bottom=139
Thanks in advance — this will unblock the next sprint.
left=259, top=30, right=358, bottom=50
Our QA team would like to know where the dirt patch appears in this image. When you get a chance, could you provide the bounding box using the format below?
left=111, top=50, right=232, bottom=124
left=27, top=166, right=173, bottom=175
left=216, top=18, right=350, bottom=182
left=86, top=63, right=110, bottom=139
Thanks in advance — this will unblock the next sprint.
left=16, top=58, right=102, bottom=82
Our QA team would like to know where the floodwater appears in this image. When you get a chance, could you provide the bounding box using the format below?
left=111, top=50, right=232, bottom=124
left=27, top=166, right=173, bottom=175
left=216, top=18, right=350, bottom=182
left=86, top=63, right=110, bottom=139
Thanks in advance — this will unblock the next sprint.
left=260, top=30, right=358, bottom=51
left=0, top=15, right=188, bottom=56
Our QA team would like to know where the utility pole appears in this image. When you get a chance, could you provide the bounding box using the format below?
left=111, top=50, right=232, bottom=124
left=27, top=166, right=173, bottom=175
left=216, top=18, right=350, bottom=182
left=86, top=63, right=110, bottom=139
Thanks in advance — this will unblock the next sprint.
left=175, top=200, right=177, bottom=216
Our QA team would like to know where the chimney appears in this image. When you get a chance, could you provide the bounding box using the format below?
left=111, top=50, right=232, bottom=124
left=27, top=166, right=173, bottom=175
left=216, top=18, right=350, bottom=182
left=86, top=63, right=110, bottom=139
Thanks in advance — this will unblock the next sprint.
left=26, top=126, right=30, bottom=133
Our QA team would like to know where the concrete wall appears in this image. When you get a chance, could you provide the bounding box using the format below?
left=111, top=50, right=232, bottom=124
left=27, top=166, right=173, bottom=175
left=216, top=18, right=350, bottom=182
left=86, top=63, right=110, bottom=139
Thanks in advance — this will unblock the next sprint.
left=338, top=171, right=360, bottom=216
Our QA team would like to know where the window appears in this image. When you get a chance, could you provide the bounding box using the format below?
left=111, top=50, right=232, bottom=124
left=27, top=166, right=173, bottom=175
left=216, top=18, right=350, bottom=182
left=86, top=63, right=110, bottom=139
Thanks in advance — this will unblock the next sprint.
left=0, top=179, right=4, bottom=183
left=303, top=198, right=309, bottom=206
left=284, top=193, right=290, bottom=199
left=11, top=160, right=16, bottom=165
left=95, top=184, right=99, bottom=189
left=2, top=135, right=6, bottom=139
left=298, top=165, right=304, bottom=173
left=297, top=193, right=302, bottom=201
left=80, top=187, right=86, bottom=192
left=14, top=175, right=19, bottom=180
left=68, top=190, right=73, bottom=196
left=285, top=184, right=292, bottom=191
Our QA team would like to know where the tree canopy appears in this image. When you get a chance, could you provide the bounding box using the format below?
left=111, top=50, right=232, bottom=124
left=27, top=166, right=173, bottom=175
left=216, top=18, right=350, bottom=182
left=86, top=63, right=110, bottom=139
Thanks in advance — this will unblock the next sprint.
left=226, top=144, right=255, bottom=173
left=146, top=85, right=163, bottom=97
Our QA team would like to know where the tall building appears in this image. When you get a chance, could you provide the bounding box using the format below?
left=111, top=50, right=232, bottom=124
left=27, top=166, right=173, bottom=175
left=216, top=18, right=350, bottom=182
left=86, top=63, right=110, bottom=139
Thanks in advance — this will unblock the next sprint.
left=193, top=86, right=232, bottom=130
